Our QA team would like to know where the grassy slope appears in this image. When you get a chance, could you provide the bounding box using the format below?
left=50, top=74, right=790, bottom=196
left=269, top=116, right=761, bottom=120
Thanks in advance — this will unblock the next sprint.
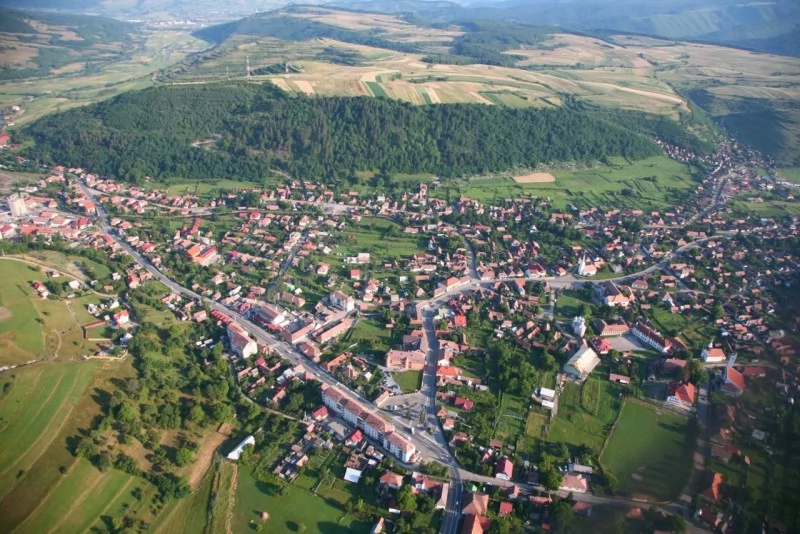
left=431, top=156, right=696, bottom=211
left=0, top=259, right=104, bottom=366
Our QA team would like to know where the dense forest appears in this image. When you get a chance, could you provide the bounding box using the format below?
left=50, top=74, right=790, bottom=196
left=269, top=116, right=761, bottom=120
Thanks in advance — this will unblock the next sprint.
left=423, top=21, right=559, bottom=67
left=22, top=83, right=671, bottom=183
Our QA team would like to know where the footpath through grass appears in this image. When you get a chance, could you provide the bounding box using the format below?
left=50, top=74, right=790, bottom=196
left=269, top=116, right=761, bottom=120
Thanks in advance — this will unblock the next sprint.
left=600, top=399, right=694, bottom=501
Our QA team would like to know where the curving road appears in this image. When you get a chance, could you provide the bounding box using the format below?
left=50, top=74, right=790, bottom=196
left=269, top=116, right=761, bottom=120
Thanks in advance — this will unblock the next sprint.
left=78, top=170, right=737, bottom=533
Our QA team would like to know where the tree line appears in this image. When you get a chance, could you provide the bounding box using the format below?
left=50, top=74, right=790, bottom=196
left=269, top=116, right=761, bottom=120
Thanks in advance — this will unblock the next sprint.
left=23, top=82, right=667, bottom=184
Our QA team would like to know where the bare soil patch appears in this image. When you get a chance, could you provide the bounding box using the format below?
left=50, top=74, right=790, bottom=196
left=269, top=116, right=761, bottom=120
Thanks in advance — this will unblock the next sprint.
left=51, top=62, right=84, bottom=74
left=0, top=306, right=12, bottom=323
left=513, top=172, right=556, bottom=184
left=293, top=80, right=314, bottom=95
left=183, top=430, right=229, bottom=489
left=470, top=92, right=493, bottom=105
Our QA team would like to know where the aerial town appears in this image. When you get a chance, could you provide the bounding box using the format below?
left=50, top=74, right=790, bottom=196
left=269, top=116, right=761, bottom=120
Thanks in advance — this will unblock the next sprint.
left=1, top=135, right=798, bottom=534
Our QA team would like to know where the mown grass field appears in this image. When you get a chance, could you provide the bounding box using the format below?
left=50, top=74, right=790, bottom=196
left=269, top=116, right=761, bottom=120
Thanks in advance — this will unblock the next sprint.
left=599, top=400, right=693, bottom=501
left=554, top=289, right=594, bottom=321
left=0, top=361, right=157, bottom=533
left=393, top=370, right=422, bottom=393
left=525, top=411, right=549, bottom=439
left=327, top=218, right=427, bottom=270
left=549, top=380, right=620, bottom=454
left=777, top=167, right=800, bottom=182
left=0, top=354, right=221, bottom=532
left=0, top=362, right=96, bottom=497
left=495, top=393, right=528, bottom=442
left=234, top=468, right=371, bottom=534
left=164, top=178, right=261, bottom=197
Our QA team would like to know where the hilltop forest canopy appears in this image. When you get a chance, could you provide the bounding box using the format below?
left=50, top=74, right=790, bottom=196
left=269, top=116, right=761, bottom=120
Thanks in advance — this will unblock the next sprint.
left=23, top=83, right=668, bottom=183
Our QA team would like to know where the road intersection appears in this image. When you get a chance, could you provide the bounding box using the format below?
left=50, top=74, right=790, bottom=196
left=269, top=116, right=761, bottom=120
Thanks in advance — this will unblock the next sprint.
left=79, top=172, right=731, bottom=533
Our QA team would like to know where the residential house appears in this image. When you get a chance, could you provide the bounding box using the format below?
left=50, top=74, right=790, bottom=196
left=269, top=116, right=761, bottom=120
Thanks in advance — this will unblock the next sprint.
left=385, top=349, right=426, bottom=371
left=667, top=381, right=696, bottom=408
left=461, top=491, right=489, bottom=516
left=379, top=471, right=404, bottom=490
left=227, top=322, right=258, bottom=359
left=560, top=474, right=589, bottom=493
left=495, top=458, right=513, bottom=481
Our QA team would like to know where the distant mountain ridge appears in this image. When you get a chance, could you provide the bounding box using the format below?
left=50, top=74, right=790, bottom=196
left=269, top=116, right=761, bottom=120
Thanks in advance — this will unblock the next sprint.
left=325, top=0, right=800, bottom=57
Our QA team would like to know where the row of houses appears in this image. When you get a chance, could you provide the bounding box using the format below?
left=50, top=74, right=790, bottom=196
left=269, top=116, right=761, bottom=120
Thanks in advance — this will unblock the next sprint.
left=320, top=385, right=417, bottom=463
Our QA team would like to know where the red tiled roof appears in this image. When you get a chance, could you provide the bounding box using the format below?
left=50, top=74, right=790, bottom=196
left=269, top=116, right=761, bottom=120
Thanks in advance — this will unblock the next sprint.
left=671, top=382, right=696, bottom=404
left=725, top=366, right=746, bottom=391
left=498, top=501, right=513, bottom=516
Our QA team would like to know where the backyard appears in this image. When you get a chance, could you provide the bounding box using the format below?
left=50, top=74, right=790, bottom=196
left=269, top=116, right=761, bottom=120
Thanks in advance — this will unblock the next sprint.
left=600, top=399, right=694, bottom=501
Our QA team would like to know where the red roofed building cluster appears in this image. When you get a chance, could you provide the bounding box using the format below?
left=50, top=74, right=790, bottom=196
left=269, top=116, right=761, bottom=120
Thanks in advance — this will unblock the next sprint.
left=321, top=385, right=416, bottom=462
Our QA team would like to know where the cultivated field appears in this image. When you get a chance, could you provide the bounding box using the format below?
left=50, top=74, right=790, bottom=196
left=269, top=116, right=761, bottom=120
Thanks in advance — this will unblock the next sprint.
left=0, top=29, right=206, bottom=125
left=513, top=172, right=555, bottom=184
left=600, top=400, right=694, bottom=501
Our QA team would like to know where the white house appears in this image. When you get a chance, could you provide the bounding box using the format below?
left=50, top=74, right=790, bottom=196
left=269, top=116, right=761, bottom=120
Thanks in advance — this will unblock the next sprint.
left=701, top=344, right=726, bottom=363
left=227, top=322, right=258, bottom=359
left=330, top=290, right=355, bottom=312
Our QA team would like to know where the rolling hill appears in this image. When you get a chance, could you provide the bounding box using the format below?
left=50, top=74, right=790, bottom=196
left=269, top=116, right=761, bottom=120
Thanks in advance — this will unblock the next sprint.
left=154, top=6, right=800, bottom=164
left=330, top=0, right=800, bottom=58
left=0, top=8, right=137, bottom=81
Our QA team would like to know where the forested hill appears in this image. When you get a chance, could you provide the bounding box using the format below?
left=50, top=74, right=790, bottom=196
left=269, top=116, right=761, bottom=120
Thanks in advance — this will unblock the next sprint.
left=23, top=83, right=662, bottom=183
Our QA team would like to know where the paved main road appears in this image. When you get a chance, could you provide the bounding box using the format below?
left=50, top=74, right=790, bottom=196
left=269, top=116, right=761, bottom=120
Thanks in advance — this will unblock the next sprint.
left=79, top=177, right=730, bottom=534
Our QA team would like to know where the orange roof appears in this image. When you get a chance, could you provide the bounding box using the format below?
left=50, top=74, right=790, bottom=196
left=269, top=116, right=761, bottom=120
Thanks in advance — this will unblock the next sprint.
left=725, top=366, right=746, bottom=391
left=673, top=382, right=696, bottom=404
left=437, top=366, right=460, bottom=377
left=703, top=472, right=723, bottom=501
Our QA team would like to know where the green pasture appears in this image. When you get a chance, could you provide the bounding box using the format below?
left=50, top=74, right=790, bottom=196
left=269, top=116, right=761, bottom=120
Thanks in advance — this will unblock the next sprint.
left=599, top=400, right=693, bottom=501
left=432, top=156, right=696, bottom=210
left=549, top=380, right=620, bottom=454
left=234, top=468, right=371, bottom=534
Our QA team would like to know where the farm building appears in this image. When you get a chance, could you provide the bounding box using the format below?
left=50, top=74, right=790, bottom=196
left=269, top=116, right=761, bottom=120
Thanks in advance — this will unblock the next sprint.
left=563, top=346, right=601, bottom=382
left=227, top=435, right=256, bottom=461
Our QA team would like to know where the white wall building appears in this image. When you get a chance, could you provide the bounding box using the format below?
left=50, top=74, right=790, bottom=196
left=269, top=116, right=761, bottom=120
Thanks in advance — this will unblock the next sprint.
left=7, top=193, right=27, bottom=217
